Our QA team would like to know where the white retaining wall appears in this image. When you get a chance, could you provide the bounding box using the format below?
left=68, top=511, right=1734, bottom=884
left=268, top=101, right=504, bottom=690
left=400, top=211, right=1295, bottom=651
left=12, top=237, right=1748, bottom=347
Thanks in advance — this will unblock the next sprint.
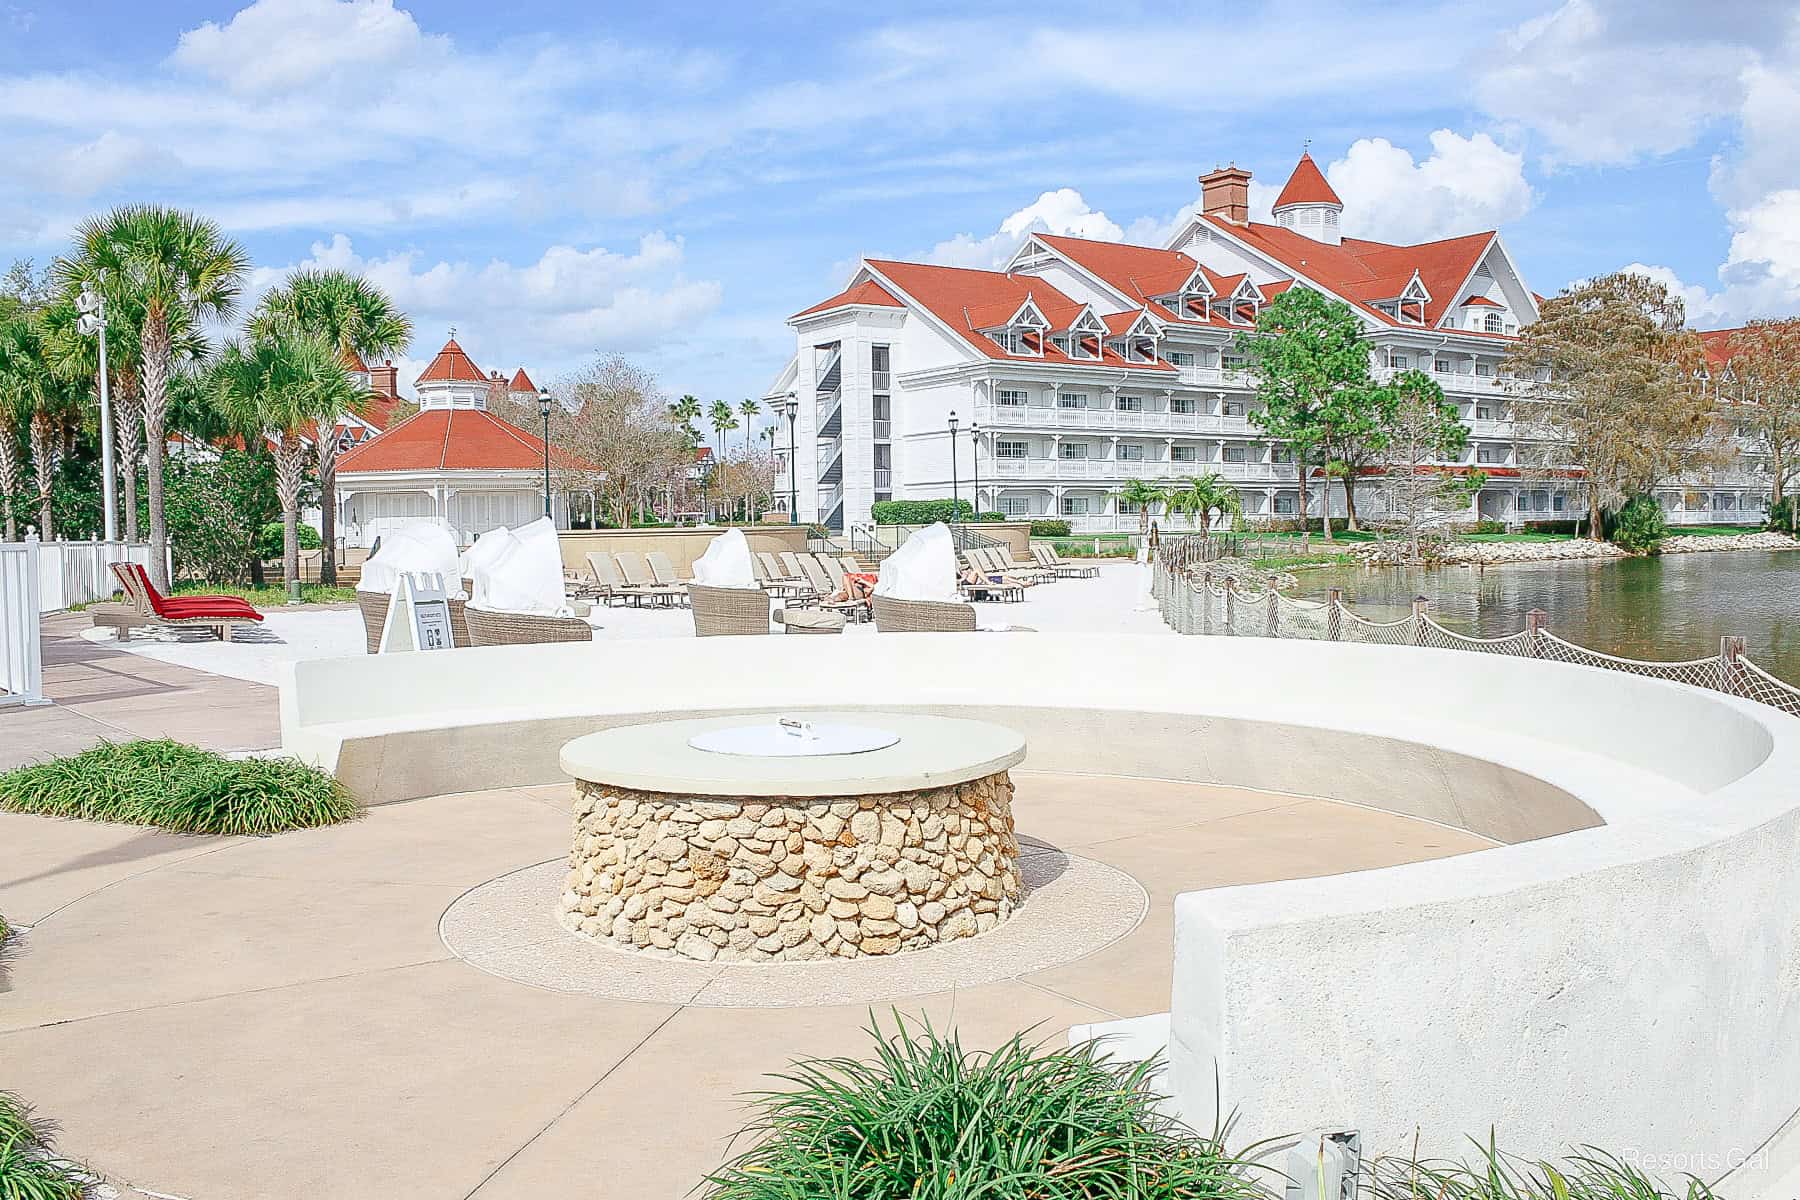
left=279, top=634, right=1799, bottom=1167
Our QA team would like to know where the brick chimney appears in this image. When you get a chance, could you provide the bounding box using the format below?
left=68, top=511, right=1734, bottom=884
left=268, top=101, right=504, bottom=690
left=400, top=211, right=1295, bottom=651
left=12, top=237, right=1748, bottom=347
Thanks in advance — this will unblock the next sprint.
left=1199, top=163, right=1252, bottom=225
left=370, top=360, right=399, bottom=397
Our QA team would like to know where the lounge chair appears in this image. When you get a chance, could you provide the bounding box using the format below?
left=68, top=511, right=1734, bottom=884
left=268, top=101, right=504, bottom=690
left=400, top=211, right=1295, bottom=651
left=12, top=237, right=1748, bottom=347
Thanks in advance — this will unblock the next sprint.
left=1033, top=543, right=1099, bottom=578
left=465, top=607, right=594, bottom=645
left=796, top=554, right=869, bottom=622
left=645, top=551, right=690, bottom=606
left=872, top=594, right=979, bottom=632
left=756, top=551, right=816, bottom=603
left=688, top=583, right=772, bottom=636
left=837, top=555, right=868, bottom=577
left=958, top=552, right=1024, bottom=603
left=585, top=552, right=636, bottom=607
left=110, top=563, right=264, bottom=642
left=614, top=551, right=683, bottom=607
left=993, top=544, right=1054, bottom=582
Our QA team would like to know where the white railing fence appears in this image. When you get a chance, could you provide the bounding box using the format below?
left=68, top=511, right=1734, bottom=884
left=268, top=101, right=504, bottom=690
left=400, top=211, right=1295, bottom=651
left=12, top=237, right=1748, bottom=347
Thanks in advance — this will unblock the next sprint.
left=22, top=537, right=158, bottom=612
left=0, top=536, right=46, bottom=707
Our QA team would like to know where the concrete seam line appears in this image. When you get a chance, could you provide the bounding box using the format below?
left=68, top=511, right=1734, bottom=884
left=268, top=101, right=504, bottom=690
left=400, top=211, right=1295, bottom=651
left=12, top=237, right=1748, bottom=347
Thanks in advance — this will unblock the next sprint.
left=25, top=837, right=248, bottom=930
left=1019, top=979, right=1126, bottom=1022
left=461, top=1005, right=685, bottom=1200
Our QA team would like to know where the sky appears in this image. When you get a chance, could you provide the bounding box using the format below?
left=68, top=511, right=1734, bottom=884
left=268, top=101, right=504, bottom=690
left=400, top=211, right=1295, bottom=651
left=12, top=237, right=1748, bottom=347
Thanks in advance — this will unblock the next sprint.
left=1, top=0, right=1796, bottom=423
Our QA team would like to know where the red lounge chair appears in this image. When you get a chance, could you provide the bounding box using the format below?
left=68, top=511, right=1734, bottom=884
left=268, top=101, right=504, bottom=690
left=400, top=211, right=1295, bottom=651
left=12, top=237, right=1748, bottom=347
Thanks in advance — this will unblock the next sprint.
left=110, top=563, right=264, bottom=642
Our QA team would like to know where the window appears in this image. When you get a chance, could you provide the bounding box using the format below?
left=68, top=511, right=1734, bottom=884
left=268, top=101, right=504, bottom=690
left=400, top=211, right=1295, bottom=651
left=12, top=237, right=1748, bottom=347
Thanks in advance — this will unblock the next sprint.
left=1058, top=392, right=1088, bottom=409
left=1477, top=444, right=1508, bottom=465
left=1222, top=400, right=1245, bottom=418
left=1270, top=445, right=1293, bottom=464
left=1223, top=445, right=1248, bottom=464
left=1434, top=358, right=1452, bottom=373
left=1274, top=494, right=1297, bottom=515
left=1170, top=396, right=1196, bottom=414
left=996, top=388, right=1027, bottom=407
left=872, top=394, right=891, bottom=440
left=1475, top=361, right=1496, bottom=378
left=1117, top=443, right=1145, bottom=461
left=1483, top=313, right=1504, bottom=334
left=1167, top=351, right=1195, bottom=367
left=1221, top=353, right=1246, bottom=371
left=1553, top=493, right=1565, bottom=512
left=1386, top=351, right=1411, bottom=369
left=871, top=345, right=890, bottom=372
left=1000, top=497, right=1029, bottom=516
left=1061, top=496, right=1092, bottom=515
left=1059, top=442, right=1089, bottom=460
left=995, top=439, right=1028, bottom=460
left=1116, top=395, right=1144, bottom=412
left=1171, top=445, right=1198, bottom=462
left=1475, top=405, right=1492, bottom=421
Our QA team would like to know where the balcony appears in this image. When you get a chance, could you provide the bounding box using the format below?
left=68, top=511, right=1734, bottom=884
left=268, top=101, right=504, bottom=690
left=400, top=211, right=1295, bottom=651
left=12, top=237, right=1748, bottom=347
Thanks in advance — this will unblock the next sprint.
left=872, top=468, right=892, bottom=489
left=872, top=419, right=891, bottom=440
left=1177, top=365, right=1254, bottom=388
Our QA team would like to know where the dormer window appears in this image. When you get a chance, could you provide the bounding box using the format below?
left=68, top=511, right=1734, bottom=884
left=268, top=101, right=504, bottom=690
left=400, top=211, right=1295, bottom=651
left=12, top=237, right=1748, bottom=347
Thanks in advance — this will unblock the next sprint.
left=1160, top=266, right=1216, bottom=324
left=1109, top=310, right=1163, bottom=364
left=1397, top=273, right=1430, bottom=326
left=1060, top=306, right=1107, bottom=360
left=987, top=296, right=1050, bottom=358
left=1226, top=278, right=1264, bottom=326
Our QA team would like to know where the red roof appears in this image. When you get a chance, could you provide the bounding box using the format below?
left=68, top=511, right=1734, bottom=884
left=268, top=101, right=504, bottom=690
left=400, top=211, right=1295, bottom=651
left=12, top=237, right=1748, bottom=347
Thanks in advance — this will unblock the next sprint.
left=1204, top=215, right=1494, bottom=328
left=1034, top=235, right=1281, bottom=330
left=1699, top=327, right=1740, bottom=367
left=865, top=259, right=1173, bottom=372
left=415, top=337, right=485, bottom=385
left=1273, top=152, right=1342, bottom=209
left=509, top=367, right=538, bottom=394
left=357, top=393, right=400, bottom=432
left=337, top=408, right=589, bottom=474
left=792, top=278, right=904, bottom=318
left=1461, top=295, right=1502, bottom=307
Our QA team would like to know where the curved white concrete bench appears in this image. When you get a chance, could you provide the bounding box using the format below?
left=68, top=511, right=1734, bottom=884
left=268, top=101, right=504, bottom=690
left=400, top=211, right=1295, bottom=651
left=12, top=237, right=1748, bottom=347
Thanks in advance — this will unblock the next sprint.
left=279, top=634, right=1798, bottom=1166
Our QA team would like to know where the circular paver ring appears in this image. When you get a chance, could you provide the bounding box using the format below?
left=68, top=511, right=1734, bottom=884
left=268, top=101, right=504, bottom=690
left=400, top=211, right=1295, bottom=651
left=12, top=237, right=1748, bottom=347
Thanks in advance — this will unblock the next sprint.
left=439, top=840, right=1147, bottom=1008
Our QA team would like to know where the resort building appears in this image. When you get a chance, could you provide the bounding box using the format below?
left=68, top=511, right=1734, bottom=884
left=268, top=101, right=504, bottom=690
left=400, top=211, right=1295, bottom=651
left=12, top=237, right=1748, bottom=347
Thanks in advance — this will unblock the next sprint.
left=769, top=151, right=1774, bottom=532
left=335, top=335, right=580, bottom=548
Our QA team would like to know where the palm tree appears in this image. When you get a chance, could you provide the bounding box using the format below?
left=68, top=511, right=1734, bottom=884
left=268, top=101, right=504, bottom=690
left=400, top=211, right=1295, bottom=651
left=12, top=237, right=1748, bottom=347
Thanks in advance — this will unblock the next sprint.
left=1167, top=472, right=1242, bottom=536
left=1114, top=478, right=1168, bottom=537
left=0, top=311, right=80, bottom=540
left=209, top=333, right=359, bottom=592
left=0, top=315, right=36, bottom=540
left=708, top=398, right=739, bottom=459
left=737, top=397, right=761, bottom=456
left=250, top=270, right=412, bottom=585
left=66, top=207, right=249, bottom=588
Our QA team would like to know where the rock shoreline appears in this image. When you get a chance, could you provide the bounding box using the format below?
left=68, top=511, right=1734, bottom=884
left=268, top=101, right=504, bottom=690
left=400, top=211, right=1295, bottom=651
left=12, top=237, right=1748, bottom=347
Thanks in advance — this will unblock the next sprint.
left=1352, top=530, right=1797, bottom=567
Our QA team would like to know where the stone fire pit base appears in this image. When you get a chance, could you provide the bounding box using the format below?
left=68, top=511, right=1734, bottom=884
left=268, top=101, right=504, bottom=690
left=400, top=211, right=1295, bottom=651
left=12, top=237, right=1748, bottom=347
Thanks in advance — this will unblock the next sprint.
left=558, top=771, right=1021, bottom=962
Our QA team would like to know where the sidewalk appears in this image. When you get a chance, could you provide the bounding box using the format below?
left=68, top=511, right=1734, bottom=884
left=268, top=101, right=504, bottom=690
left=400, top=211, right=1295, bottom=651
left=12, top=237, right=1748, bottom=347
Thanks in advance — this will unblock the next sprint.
left=0, top=613, right=279, bottom=770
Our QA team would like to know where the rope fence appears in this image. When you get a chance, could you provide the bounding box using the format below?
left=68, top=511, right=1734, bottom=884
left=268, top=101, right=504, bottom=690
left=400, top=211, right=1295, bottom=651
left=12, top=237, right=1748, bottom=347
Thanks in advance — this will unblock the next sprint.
left=1152, top=539, right=1800, bottom=720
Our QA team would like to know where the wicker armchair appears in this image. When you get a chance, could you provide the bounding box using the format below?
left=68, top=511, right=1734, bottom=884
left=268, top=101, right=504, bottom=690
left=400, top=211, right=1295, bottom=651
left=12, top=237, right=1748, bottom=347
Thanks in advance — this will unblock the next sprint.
left=464, top=607, right=594, bottom=646
left=871, top=595, right=979, bottom=632
left=357, top=589, right=473, bottom=653
left=687, top=583, right=772, bottom=636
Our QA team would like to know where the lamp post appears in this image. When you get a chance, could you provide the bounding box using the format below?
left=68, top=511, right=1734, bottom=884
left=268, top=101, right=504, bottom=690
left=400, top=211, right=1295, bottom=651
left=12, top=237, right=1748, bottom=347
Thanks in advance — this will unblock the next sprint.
left=783, top=392, right=799, bottom=521
left=76, top=278, right=117, bottom=542
left=537, top=388, right=554, bottom=521
left=947, top=410, right=960, bottom=521
left=970, top=421, right=981, bottom=518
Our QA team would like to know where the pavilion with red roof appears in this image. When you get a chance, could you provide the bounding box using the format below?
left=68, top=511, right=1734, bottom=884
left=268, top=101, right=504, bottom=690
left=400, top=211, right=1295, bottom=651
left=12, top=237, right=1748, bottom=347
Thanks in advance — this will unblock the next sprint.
left=336, top=333, right=586, bottom=548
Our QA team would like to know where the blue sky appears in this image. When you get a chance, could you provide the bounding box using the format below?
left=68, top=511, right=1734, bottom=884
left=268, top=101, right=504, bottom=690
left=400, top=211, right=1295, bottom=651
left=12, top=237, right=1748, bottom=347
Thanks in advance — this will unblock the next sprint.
left=1, top=0, right=1795, bottom=417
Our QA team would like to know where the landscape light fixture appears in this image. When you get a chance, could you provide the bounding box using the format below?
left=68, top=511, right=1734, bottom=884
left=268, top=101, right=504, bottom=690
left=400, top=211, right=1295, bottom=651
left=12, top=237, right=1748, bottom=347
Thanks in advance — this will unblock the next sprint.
left=538, top=388, right=554, bottom=519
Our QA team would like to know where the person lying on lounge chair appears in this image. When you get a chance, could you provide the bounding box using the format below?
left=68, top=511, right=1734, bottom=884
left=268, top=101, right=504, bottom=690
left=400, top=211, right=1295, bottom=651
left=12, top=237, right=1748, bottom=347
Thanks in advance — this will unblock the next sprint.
left=831, top=571, right=877, bottom=604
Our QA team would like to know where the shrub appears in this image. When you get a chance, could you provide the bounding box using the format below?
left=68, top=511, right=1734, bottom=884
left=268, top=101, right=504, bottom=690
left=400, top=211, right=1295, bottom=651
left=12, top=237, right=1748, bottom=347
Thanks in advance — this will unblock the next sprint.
left=1521, top=519, right=1582, bottom=535
left=0, top=739, right=360, bottom=836
left=1029, top=518, right=1072, bottom=537
left=973, top=510, right=1008, bottom=522
left=703, top=1015, right=1266, bottom=1200
left=256, top=521, right=321, bottom=561
left=1473, top=518, right=1508, bottom=534
left=1606, top=495, right=1669, bottom=554
left=1766, top=495, right=1797, bottom=534
left=870, top=499, right=974, bottom=525
left=1366, top=1136, right=1715, bottom=1200
left=0, top=1090, right=89, bottom=1199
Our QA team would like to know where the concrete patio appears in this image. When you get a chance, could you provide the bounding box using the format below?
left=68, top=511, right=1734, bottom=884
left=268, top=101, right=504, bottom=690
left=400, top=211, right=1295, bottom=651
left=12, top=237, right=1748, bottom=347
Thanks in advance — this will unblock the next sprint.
left=0, top=770, right=1493, bottom=1199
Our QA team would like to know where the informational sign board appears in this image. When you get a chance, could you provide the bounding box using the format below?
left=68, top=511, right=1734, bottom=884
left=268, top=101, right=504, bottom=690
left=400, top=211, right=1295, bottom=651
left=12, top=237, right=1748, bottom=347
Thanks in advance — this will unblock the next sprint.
left=379, top=571, right=455, bottom=652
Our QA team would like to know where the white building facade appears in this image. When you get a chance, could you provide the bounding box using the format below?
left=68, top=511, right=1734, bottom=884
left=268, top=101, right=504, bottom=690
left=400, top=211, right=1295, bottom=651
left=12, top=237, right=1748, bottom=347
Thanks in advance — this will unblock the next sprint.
left=769, top=152, right=1773, bottom=533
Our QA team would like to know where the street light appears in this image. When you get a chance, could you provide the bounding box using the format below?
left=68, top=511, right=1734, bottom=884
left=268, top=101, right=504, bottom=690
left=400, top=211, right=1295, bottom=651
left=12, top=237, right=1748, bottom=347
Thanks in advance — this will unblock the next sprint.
left=783, top=392, right=799, bottom=521
left=947, top=410, right=960, bottom=520
left=970, top=420, right=981, bottom=518
left=538, top=387, right=554, bottom=520
left=76, top=277, right=117, bottom=542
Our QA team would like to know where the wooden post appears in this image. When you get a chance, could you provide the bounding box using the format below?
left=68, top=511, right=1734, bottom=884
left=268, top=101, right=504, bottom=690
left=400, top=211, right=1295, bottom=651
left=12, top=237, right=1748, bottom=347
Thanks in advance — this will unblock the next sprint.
left=1721, top=635, right=1746, bottom=695
left=1526, top=609, right=1547, bottom=658
left=1267, top=588, right=1280, bottom=638
left=1411, top=594, right=1429, bottom=645
left=1224, top=577, right=1236, bottom=633
left=1327, top=587, right=1342, bottom=641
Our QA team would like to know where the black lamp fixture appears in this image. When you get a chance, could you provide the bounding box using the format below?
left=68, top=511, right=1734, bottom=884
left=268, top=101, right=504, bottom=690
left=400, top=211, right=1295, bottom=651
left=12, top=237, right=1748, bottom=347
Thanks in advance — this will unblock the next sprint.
left=538, top=387, right=554, bottom=519
left=947, top=409, right=960, bottom=519
left=783, top=391, right=799, bottom=520
left=970, top=420, right=981, bottom=518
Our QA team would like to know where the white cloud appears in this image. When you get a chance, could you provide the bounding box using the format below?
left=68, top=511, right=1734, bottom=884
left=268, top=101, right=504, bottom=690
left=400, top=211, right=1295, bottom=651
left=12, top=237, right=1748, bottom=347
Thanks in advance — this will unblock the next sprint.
left=925, top=188, right=1123, bottom=269
left=1326, top=131, right=1534, bottom=244
left=169, top=0, right=444, bottom=96
left=1622, top=189, right=1800, bottom=327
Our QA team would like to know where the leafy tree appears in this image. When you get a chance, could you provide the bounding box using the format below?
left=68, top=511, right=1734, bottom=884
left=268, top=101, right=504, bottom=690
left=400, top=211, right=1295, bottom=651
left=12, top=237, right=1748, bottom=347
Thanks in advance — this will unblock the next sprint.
left=1718, top=319, right=1800, bottom=531
left=1504, top=271, right=1722, bottom=539
left=1376, top=369, right=1481, bottom=561
left=208, top=333, right=359, bottom=588
left=1114, top=477, right=1168, bottom=535
left=249, top=270, right=412, bottom=584
left=560, top=356, right=692, bottom=527
left=708, top=398, right=739, bottom=458
left=1236, top=288, right=1376, bottom=541
left=1166, top=472, right=1241, bottom=534
left=154, top=448, right=281, bottom=582
left=62, top=208, right=249, bottom=587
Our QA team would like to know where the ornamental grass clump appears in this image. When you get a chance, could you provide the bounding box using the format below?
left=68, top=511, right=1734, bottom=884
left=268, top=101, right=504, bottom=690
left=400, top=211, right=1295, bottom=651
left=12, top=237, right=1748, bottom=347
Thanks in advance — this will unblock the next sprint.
left=702, top=1014, right=1270, bottom=1200
left=0, top=1091, right=90, bottom=1199
left=1366, top=1136, right=1718, bottom=1200
left=0, top=739, right=359, bottom=836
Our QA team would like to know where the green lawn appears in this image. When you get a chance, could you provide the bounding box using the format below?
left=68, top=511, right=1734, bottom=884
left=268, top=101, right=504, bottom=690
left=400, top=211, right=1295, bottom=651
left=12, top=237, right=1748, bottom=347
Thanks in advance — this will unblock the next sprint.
left=1671, top=524, right=1763, bottom=536
left=170, top=581, right=359, bottom=607
left=1459, top=532, right=1576, bottom=544
left=1250, top=552, right=1358, bottom=570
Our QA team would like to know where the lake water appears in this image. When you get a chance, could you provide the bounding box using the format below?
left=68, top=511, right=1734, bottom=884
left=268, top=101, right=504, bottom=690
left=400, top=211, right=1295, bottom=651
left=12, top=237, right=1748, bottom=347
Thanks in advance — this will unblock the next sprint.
left=1294, top=550, right=1800, bottom=683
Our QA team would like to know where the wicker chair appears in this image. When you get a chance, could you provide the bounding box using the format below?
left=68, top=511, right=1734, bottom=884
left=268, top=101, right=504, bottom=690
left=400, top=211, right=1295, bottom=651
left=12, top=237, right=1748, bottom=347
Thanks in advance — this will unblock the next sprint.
left=357, top=588, right=473, bottom=652
left=687, top=583, right=772, bottom=636
left=871, top=594, right=979, bottom=632
left=464, top=607, right=595, bottom=645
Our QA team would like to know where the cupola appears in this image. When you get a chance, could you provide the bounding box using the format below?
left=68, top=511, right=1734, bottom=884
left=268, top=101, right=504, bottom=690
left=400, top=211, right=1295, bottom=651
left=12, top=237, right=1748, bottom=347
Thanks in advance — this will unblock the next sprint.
left=1271, top=151, right=1343, bottom=246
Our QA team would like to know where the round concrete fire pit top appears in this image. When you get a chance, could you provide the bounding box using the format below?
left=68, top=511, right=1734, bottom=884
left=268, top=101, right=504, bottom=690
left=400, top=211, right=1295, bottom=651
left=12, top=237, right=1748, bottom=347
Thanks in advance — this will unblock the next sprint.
left=558, top=711, right=1026, bottom=797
